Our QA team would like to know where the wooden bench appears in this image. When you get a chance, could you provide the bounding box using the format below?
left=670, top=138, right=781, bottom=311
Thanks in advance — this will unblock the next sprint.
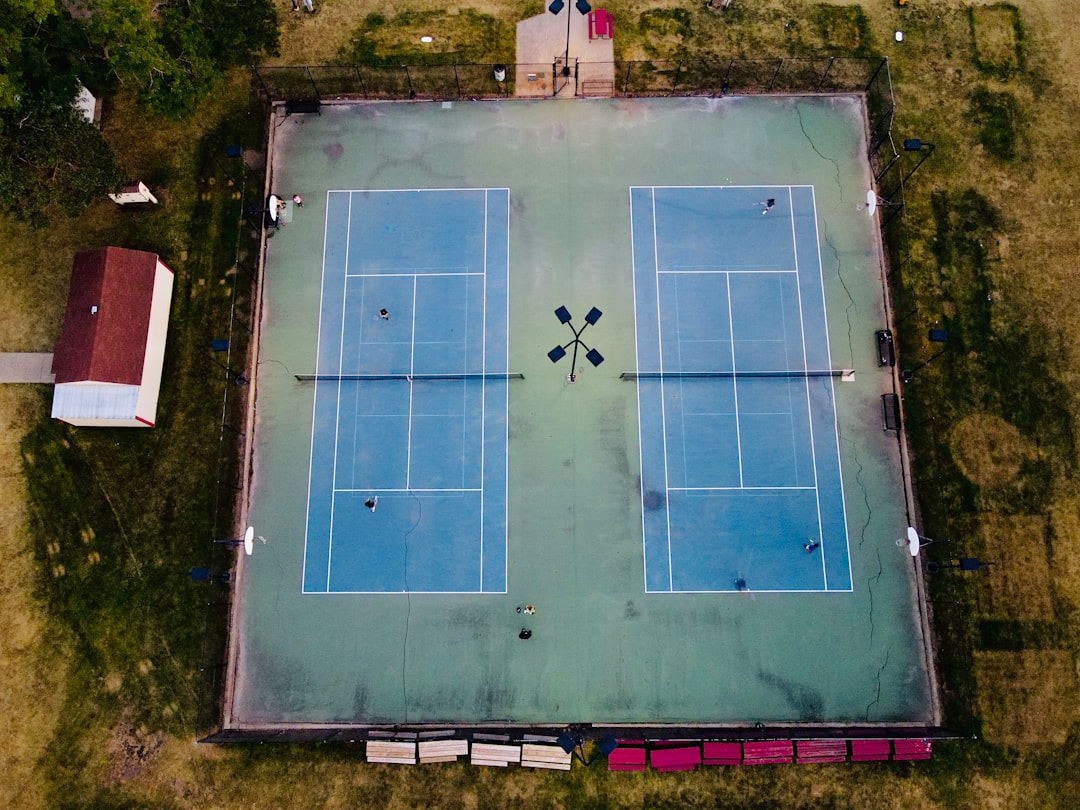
left=650, top=746, right=701, bottom=772
left=742, top=740, right=793, bottom=765
left=521, top=743, right=572, bottom=771
left=796, top=739, right=848, bottom=764
left=892, top=739, right=932, bottom=760
left=418, top=739, right=468, bottom=764
left=703, top=741, right=742, bottom=766
left=366, top=740, right=416, bottom=765
left=608, top=745, right=646, bottom=771
left=849, top=739, right=891, bottom=761
left=470, top=742, right=521, bottom=767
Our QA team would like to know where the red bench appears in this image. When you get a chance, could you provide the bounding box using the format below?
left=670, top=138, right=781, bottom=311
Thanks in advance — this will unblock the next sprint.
left=607, top=746, right=646, bottom=771
left=742, top=740, right=793, bottom=765
left=892, top=739, right=932, bottom=760
left=703, top=741, right=742, bottom=766
left=588, top=9, right=613, bottom=40
left=849, top=739, right=891, bottom=762
left=795, top=739, right=848, bottom=764
left=650, top=746, right=701, bottom=772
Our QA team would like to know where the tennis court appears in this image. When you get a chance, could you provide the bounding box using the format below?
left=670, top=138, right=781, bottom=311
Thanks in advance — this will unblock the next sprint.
left=630, top=185, right=850, bottom=593
left=229, top=97, right=934, bottom=727
left=302, top=189, right=510, bottom=593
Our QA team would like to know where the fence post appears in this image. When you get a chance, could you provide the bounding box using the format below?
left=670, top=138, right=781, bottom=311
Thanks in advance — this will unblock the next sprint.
left=353, top=66, right=368, bottom=99
left=817, top=57, right=836, bottom=91
left=453, top=64, right=462, bottom=98
left=304, top=66, right=320, bottom=100
left=251, top=67, right=272, bottom=103
left=671, top=61, right=683, bottom=95
left=402, top=65, right=415, bottom=98
left=767, top=59, right=783, bottom=92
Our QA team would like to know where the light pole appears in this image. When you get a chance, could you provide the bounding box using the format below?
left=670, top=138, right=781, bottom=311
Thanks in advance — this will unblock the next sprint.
left=549, top=0, right=592, bottom=85
left=900, top=329, right=948, bottom=383
left=548, top=305, right=604, bottom=383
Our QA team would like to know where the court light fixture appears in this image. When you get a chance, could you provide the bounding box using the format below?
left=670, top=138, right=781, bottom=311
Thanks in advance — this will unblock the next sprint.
left=549, top=0, right=592, bottom=81
left=548, top=305, right=604, bottom=383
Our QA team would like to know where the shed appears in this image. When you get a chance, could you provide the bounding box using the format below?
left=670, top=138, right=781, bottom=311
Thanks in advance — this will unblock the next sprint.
left=51, top=247, right=174, bottom=427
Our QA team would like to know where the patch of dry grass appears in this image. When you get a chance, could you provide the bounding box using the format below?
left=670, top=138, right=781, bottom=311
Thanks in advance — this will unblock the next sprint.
left=975, top=649, right=1079, bottom=746
left=976, top=514, right=1055, bottom=621
left=948, top=413, right=1035, bottom=488
left=970, top=4, right=1023, bottom=76
left=0, top=390, right=71, bottom=810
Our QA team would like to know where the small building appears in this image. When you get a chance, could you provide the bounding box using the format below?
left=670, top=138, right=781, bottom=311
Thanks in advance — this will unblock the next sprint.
left=51, top=247, right=174, bottom=427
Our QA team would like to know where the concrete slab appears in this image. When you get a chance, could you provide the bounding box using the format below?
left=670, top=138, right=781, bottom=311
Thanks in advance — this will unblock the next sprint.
left=0, top=353, right=55, bottom=384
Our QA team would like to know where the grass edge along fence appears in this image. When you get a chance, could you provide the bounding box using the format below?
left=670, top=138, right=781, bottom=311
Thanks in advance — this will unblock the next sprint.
left=211, top=59, right=950, bottom=742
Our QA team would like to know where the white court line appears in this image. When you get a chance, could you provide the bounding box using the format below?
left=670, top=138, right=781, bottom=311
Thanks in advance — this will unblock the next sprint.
left=330, top=186, right=508, bottom=194
left=345, top=269, right=479, bottom=278
left=629, top=189, right=651, bottom=594
left=502, top=190, right=511, bottom=595
left=787, top=187, right=827, bottom=587
left=335, top=487, right=482, bottom=493
left=301, top=191, right=338, bottom=593
left=405, top=276, right=418, bottom=489
left=308, top=587, right=509, bottom=596
left=809, top=184, right=853, bottom=592
left=630, top=184, right=815, bottom=191
left=325, top=192, right=355, bottom=593
left=726, top=272, right=745, bottom=488
left=650, top=189, right=675, bottom=593
left=659, top=268, right=797, bottom=274
left=668, top=486, right=817, bottom=491
left=479, top=190, right=488, bottom=592
left=644, top=586, right=854, bottom=595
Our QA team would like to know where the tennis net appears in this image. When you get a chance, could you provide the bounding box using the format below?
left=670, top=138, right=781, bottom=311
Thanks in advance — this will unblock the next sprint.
left=620, top=369, right=850, bottom=381
left=295, top=372, right=525, bottom=382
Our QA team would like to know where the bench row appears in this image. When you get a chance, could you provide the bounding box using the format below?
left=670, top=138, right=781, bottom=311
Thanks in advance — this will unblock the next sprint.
left=365, top=740, right=572, bottom=769
left=609, top=739, right=933, bottom=771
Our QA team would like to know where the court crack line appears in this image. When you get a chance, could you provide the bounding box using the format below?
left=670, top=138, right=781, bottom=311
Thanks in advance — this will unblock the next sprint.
left=821, top=221, right=857, bottom=367
left=796, top=103, right=843, bottom=204
left=864, top=645, right=890, bottom=722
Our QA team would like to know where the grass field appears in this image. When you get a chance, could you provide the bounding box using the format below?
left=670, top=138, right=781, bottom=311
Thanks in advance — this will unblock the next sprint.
left=2, top=0, right=1080, bottom=807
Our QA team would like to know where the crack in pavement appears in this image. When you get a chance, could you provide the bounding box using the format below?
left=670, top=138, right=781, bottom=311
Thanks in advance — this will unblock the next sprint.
left=865, top=645, right=891, bottom=722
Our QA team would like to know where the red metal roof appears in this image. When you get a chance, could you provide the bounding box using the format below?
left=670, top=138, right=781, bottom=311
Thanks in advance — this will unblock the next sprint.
left=52, top=247, right=163, bottom=384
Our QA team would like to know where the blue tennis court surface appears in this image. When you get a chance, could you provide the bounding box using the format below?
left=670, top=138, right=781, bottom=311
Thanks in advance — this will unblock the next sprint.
left=631, top=185, right=852, bottom=593
left=302, top=189, right=509, bottom=593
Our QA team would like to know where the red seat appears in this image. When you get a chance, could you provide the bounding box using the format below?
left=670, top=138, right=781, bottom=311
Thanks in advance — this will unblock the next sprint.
left=742, top=740, right=793, bottom=765
left=849, top=739, right=891, bottom=761
left=650, top=746, right=701, bottom=772
left=588, top=9, right=613, bottom=40
left=608, top=746, right=646, bottom=771
left=703, top=741, right=742, bottom=766
left=892, top=739, right=932, bottom=760
left=796, top=739, right=848, bottom=764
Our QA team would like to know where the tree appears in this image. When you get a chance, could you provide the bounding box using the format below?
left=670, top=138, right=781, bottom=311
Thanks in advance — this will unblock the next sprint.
left=0, top=102, right=125, bottom=226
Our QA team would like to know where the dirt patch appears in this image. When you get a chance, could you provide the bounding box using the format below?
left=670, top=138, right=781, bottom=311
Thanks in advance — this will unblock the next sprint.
left=948, top=412, right=1034, bottom=488
left=975, top=649, right=1078, bottom=746
left=104, top=721, right=167, bottom=787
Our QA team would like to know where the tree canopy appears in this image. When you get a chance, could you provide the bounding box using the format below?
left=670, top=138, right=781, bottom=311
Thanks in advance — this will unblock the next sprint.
left=0, top=0, right=279, bottom=223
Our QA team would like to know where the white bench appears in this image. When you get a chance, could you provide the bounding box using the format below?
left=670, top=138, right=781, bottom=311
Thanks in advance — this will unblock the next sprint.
left=366, top=740, right=417, bottom=764
left=520, top=743, right=572, bottom=770
left=418, top=739, right=469, bottom=763
left=470, top=742, right=521, bottom=767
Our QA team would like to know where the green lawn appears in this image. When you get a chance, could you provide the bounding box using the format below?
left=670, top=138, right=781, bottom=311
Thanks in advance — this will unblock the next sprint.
left=3, top=1, right=1080, bottom=807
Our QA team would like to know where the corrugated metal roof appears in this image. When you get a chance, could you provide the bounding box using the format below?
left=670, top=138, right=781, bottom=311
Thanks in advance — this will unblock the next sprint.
left=51, top=247, right=163, bottom=385
left=51, top=382, right=140, bottom=420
